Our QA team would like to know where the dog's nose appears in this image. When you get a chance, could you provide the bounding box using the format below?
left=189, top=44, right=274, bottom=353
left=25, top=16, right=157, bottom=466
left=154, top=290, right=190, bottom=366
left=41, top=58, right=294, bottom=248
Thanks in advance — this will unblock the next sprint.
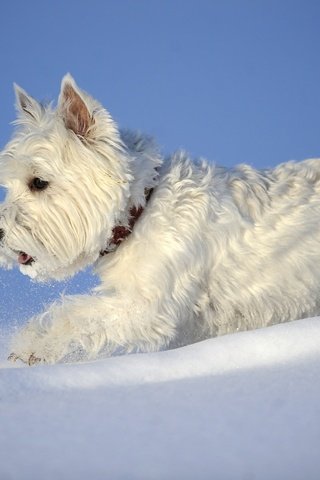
left=0, top=228, right=4, bottom=242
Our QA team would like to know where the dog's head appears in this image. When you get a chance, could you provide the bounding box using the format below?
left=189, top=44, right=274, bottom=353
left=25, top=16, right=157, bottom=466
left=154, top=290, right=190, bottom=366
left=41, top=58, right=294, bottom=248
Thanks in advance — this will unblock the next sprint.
left=0, top=75, right=132, bottom=280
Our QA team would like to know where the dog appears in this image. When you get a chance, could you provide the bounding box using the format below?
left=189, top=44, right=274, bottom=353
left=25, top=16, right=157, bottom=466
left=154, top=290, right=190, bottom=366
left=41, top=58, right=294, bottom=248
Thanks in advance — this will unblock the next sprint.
left=1, top=74, right=320, bottom=365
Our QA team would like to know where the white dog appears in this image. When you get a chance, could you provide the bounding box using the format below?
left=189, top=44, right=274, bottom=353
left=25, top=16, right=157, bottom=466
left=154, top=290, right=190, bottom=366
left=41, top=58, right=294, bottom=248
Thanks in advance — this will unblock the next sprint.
left=1, top=74, right=320, bottom=365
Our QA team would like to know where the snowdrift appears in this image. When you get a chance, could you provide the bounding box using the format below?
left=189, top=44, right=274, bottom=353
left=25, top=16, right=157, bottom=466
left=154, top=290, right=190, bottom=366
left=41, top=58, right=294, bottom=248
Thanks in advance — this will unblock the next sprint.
left=1, top=317, right=320, bottom=479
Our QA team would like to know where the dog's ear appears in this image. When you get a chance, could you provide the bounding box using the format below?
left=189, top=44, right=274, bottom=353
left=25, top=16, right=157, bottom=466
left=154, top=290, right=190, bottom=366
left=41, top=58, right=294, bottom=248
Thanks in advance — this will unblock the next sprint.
left=58, top=74, right=93, bottom=138
left=14, top=84, right=42, bottom=121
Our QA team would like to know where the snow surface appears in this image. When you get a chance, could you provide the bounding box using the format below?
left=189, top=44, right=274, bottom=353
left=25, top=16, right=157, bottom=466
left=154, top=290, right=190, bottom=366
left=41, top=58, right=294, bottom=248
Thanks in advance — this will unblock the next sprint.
left=1, top=317, right=320, bottom=480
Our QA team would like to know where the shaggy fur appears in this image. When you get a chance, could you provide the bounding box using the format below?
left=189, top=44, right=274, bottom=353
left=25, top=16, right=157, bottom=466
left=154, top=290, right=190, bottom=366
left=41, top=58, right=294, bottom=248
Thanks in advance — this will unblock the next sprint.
left=1, top=75, right=320, bottom=365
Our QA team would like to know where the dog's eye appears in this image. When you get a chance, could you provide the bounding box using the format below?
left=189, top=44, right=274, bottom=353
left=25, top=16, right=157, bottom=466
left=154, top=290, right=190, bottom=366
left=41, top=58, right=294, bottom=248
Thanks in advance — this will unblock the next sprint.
left=29, top=177, right=49, bottom=192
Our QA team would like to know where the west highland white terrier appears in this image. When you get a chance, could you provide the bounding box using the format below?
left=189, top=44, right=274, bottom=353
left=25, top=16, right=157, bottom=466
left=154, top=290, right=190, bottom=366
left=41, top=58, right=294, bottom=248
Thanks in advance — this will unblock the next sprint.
left=1, top=74, right=320, bottom=365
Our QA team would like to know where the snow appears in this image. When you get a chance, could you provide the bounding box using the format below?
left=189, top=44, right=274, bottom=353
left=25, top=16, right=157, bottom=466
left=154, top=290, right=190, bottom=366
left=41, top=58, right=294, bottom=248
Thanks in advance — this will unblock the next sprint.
left=1, top=317, right=320, bottom=480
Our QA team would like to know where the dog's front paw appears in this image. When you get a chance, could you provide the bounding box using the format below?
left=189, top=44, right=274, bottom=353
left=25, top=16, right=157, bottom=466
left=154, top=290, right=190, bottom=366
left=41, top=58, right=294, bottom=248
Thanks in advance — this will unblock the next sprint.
left=8, top=319, right=67, bottom=365
left=8, top=352, right=43, bottom=366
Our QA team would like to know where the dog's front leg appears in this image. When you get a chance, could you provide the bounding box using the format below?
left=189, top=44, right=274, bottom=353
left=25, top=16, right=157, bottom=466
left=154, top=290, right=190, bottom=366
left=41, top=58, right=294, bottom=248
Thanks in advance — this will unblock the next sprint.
left=8, top=292, right=177, bottom=364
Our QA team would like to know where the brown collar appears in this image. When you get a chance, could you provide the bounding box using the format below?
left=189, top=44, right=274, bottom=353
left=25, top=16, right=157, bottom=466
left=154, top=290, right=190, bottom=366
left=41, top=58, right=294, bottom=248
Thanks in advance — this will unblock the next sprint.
left=100, top=188, right=153, bottom=256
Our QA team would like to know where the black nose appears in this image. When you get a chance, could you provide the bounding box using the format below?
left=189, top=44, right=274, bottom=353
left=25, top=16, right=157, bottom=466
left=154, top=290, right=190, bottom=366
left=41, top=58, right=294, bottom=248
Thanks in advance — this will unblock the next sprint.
left=0, top=229, right=4, bottom=242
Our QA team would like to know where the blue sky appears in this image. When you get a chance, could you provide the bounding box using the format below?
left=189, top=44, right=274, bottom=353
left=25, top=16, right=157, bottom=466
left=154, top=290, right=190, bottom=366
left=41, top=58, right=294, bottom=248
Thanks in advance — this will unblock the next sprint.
left=1, top=0, right=320, bottom=324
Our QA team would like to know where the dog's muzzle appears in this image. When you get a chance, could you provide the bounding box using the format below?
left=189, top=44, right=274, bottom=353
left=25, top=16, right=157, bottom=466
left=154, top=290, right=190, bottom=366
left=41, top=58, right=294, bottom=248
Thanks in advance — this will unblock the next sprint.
left=0, top=228, right=4, bottom=243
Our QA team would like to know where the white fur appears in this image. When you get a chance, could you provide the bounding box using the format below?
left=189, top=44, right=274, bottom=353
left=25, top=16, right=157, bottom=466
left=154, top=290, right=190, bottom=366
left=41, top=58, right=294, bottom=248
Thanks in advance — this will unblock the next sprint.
left=1, top=75, right=320, bottom=364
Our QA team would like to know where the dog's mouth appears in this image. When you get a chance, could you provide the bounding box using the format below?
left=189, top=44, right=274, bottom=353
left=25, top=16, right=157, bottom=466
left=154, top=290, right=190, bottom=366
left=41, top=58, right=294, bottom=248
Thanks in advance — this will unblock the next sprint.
left=18, top=252, right=34, bottom=266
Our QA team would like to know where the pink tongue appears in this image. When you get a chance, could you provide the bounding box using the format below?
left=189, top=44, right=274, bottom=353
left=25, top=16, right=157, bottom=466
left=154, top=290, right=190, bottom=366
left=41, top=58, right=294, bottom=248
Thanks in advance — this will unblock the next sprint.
left=18, top=252, right=33, bottom=265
